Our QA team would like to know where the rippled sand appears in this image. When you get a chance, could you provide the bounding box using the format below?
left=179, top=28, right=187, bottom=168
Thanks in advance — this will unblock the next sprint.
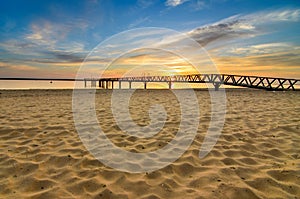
left=0, top=89, right=299, bottom=198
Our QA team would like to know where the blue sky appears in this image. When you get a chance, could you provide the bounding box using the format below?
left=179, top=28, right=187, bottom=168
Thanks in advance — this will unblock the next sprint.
left=0, top=0, right=300, bottom=79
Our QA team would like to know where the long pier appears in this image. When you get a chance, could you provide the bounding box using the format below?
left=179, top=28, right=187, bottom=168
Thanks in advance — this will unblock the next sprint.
left=85, top=74, right=300, bottom=91
left=0, top=74, right=299, bottom=91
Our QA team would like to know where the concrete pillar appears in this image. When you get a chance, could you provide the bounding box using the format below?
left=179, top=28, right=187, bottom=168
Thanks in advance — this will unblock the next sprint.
left=91, top=80, right=96, bottom=87
left=106, top=81, right=108, bottom=89
left=214, top=82, right=220, bottom=91
left=119, top=81, right=121, bottom=89
left=111, top=81, right=114, bottom=89
left=84, top=80, right=87, bottom=88
left=168, top=81, right=172, bottom=89
left=129, top=81, right=132, bottom=89
left=144, top=82, right=147, bottom=89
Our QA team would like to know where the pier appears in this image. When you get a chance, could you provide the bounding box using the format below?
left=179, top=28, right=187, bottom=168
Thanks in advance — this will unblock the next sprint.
left=1, top=74, right=299, bottom=91
left=83, top=74, right=300, bottom=91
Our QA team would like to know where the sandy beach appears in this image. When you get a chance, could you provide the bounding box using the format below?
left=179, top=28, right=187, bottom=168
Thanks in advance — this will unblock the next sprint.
left=0, top=89, right=299, bottom=199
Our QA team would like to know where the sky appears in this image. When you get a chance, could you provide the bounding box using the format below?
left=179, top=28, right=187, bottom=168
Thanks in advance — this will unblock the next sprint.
left=0, top=0, right=300, bottom=86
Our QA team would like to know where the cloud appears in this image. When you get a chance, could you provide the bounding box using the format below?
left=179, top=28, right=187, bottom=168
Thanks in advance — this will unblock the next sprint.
left=137, top=0, right=154, bottom=8
left=226, top=43, right=300, bottom=56
left=128, top=17, right=150, bottom=28
left=27, top=22, right=65, bottom=45
left=0, top=19, right=88, bottom=67
left=165, top=0, right=190, bottom=7
left=186, top=9, right=300, bottom=78
left=25, top=20, right=86, bottom=48
left=193, top=0, right=206, bottom=10
left=188, top=19, right=256, bottom=47
left=0, top=39, right=87, bottom=65
left=0, top=60, right=81, bottom=78
left=209, top=41, right=300, bottom=79
left=186, top=9, right=300, bottom=48
left=0, top=63, right=36, bottom=71
left=0, top=62, right=38, bottom=73
left=35, top=50, right=85, bottom=64
left=0, top=40, right=38, bottom=55
left=214, top=52, right=300, bottom=77
left=245, top=9, right=300, bottom=23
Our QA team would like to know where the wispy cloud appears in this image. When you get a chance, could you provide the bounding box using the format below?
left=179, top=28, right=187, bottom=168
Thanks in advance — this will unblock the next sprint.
left=0, top=19, right=89, bottom=68
left=26, top=21, right=63, bottom=48
left=226, top=43, right=300, bottom=56
left=187, top=9, right=300, bottom=48
left=245, top=9, right=300, bottom=23
left=0, top=62, right=37, bottom=71
left=137, top=0, right=155, bottom=9
left=165, top=0, right=190, bottom=7
left=25, top=20, right=88, bottom=49
left=128, top=17, right=150, bottom=28
left=192, top=0, right=207, bottom=10
left=0, top=39, right=87, bottom=65
left=0, top=62, right=40, bottom=77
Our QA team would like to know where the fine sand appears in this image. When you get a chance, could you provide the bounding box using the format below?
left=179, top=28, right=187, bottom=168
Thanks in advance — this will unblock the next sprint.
left=0, top=89, right=299, bottom=198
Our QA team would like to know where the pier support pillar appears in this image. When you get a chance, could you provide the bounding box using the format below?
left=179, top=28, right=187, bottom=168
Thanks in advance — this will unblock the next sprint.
left=106, top=81, right=108, bottom=89
left=91, top=80, right=96, bottom=87
left=119, top=81, right=121, bottom=89
left=111, top=81, right=114, bottom=89
left=129, top=81, right=132, bottom=89
left=144, top=82, right=147, bottom=89
left=84, top=80, right=87, bottom=88
left=168, top=81, right=172, bottom=89
left=214, top=82, right=221, bottom=91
